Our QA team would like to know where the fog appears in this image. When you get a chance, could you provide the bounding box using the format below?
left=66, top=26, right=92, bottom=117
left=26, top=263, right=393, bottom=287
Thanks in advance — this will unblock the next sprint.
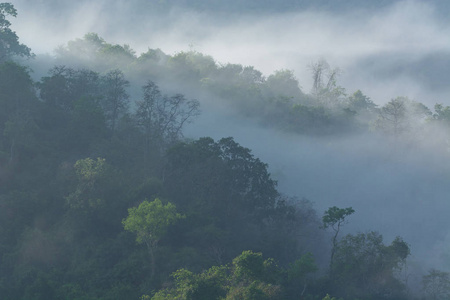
left=11, top=0, right=450, bottom=104
left=8, top=0, right=450, bottom=272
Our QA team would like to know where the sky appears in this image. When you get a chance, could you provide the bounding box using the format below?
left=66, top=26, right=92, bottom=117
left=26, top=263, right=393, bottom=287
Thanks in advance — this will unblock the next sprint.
left=9, top=0, right=450, bottom=105
left=7, top=0, right=450, bottom=273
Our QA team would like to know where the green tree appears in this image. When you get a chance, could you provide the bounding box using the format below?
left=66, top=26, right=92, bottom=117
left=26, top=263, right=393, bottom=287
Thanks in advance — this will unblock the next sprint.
left=151, top=251, right=282, bottom=300
left=0, top=3, right=32, bottom=62
left=332, top=232, right=409, bottom=299
left=433, top=103, right=450, bottom=123
left=152, top=266, right=228, bottom=300
left=322, top=206, right=355, bottom=276
left=39, top=66, right=101, bottom=113
left=123, top=198, right=184, bottom=279
left=287, top=252, right=318, bottom=299
left=265, top=69, right=303, bottom=100
left=56, top=32, right=136, bottom=69
left=0, top=61, right=38, bottom=165
left=163, top=137, right=285, bottom=264
left=227, top=250, right=282, bottom=300
left=346, top=90, right=378, bottom=126
left=65, top=157, right=110, bottom=212
left=346, top=90, right=376, bottom=113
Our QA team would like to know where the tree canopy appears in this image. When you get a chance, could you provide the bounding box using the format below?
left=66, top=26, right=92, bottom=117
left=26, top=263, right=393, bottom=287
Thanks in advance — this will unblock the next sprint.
left=0, top=3, right=32, bottom=62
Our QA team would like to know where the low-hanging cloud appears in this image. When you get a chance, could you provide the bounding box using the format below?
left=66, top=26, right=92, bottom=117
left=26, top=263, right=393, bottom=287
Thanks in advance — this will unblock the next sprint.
left=9, top=0, right=450, bottom=105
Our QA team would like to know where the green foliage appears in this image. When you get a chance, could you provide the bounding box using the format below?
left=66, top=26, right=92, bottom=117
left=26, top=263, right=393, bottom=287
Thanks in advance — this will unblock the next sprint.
left=123, top=198, right=184, bottom=246
left=166, top=137, right=278, bottom=216
left=226, top=281, right=281, bottom=300
left=266, top=69, right=303, bottom=100
left=0, top=61, right=38, bottom=167
left=433, top=103, right=450, bottom=122
left=232, top=250, right=266, bottom=282
left=39, top=66, right=101, bottom=112
left=322, top=206, right=355, bottom=279
left=57, top=33, right=135, bottom=69
left=331, top=232, right=410, bottom=299
left=0, top=3, right=32, bottom=62
left=65, top=157, right=110, bottom=211
left=151, top=251, right=282, bottom=300
left=346, top=90, right=377, bottom=113
left=151, top=266, right=228, bottom=300
left=322, top=206, right=355, bottom=230
left=0, top=16, right=442, bottom=300
left=288, top=253, right=318, bottom=281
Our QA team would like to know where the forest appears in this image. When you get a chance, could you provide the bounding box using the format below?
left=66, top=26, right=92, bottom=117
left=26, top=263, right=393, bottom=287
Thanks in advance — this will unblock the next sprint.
left=2, top=2, right=450, bottom=299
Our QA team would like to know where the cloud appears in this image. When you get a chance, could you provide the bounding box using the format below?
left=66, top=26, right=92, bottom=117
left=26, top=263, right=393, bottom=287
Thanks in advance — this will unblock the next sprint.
left=10, top=0, right=450, bottom=105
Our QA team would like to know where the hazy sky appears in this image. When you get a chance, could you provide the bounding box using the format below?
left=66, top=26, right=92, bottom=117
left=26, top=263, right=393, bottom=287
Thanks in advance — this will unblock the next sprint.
left=7, top=0, right=450, bottom=273
left=9, top=0, right=450, bottom=105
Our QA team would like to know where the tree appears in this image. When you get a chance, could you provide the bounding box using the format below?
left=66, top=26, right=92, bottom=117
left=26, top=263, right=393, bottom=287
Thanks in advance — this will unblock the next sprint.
left=122, top=198, right=184, bottom=279
left=39, top=66, right=101, bottom=113
left=101, top=69, right=130, bottom=135
left=374, top=97, right=431, bottom=139
left=65, top=157, right=110, bottom=212
left=134, top=80, right=200, bottom=166
left=163, top=137, right=282, bottom=263
left=322, top=206, right=354, bottom=276
left=0, top=61, right=38, bottom=164
left=152, top=266, right=228, bottom=300
left=287, top=253, right=318, bottom=298
left=309, top=59, right=345, bottom=106
left=150, top=251, right=282, bottom=300
left=346, top=90, right=377, bottom=122
left=265, top=69, right=303, bottom=100
left=375, top=97, right=407, bottom=137
left=165, top=137, right=278, bottom=219
left=433, top=104, right=450, bottom=123
left=229, top=251, right=283, bottom=300
left=0, top=3, right=32, bottom=62
left=423, top=269, right=450, bottom=300
left=56, top=32, right=136, bottom=69
left=332, top=232, right=410, bottom=299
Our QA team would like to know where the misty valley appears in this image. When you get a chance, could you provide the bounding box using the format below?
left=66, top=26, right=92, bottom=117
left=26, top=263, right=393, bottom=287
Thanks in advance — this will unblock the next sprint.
left=2, top=1, right=450, bottom=299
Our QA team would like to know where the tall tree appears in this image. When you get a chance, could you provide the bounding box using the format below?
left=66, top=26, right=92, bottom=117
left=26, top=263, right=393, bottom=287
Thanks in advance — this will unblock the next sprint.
left=0, top=3, right=32, bottom=62
left=134, top=80, right=200, bottom=172
left=322, top=206, right=354, bottom=277
left=101, top=69, right=129, bottom=135
left=375, top=97, right=407, bottom=138
left=39, top=66, right=101, bottom=113
left=123, top=198, right=184, bottom=279
left=332, top=232, right=410, bottom=299
left=0, top=61, right=37, bottom=165
left=374, top=96, right=431, bottom=140
left=309, top=59, right=344, bottom=106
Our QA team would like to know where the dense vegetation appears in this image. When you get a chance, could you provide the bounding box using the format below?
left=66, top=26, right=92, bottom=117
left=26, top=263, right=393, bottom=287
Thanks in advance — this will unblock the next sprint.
left=2, top=3, right=450, bottom=299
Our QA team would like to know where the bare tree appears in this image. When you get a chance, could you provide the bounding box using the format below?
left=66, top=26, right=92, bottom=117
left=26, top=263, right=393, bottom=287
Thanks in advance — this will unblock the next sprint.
left=135, top=80, right=200, bottom=173
left=309, top=59, right=344, bottom=106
